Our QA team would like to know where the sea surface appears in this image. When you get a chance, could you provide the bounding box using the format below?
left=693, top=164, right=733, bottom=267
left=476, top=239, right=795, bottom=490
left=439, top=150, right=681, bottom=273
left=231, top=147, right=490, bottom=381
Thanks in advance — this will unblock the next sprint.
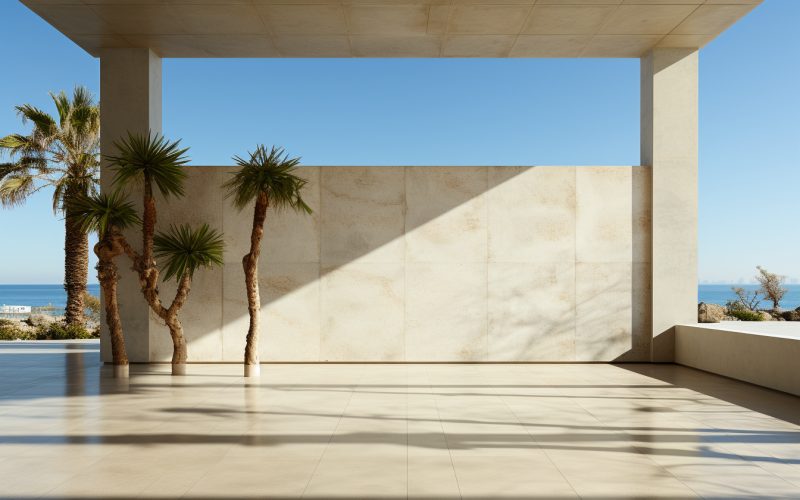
left=1, top=284, right=101, bottom=312
left=2, top=284, right=799, bottom=314
left=699, top=284, right=799, bottom=310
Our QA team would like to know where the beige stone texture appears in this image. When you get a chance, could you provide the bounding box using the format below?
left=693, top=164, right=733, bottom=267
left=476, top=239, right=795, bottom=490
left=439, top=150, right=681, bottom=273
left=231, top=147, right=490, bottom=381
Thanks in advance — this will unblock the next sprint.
left=259, top=263, right=321, bottom=361
left=257, top=5, right=348, bottom=35
left=575, top=262, right=634, bottom=362
left=488, top=166, right=576, bottom=264
left=598, top=5, right=699, bottom=35
left=350, top=35, right=443, bottom=58
left=405, top=262, right=488, bottom=361
left=488, top=263, right=576, bottom=361
left=405, top=166, right=487, bottom=263
left=445, top=5, right=533, bottom=35
left=576, top=166, right=633, bottom=263
left=170, top=5, right=267, bottom=35
left=102, top=164, right=652, bottom=362
left=441, top=35, right=516, bottom=58
left=194, top=35, right=280, bottom=58
left=271, top=35, right=352, bottom=57
left=99, top=48, right=162, bottom=363
left=672, top=5, right=757, bottom=35
left=676, top=324, right=800, bottom=397
left=642, top=48, right=698, bottom=362
left=35, top=1, right=762, bottom=58
left=521, top=5, right=616, bottom=35
left=344, top=5, right=430, bottom=35
left=320, top=263, right=405, bottom=361
left=320, top=166, right=405, bottom=264
left=508, top=34, right=591, bottom=58
left=148, top=167, right=226, bottom=363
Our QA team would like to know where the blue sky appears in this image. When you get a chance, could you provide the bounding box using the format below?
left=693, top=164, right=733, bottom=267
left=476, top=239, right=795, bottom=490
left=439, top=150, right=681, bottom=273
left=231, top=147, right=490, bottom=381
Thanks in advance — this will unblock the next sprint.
left=0, top=0, right=797, bottom=285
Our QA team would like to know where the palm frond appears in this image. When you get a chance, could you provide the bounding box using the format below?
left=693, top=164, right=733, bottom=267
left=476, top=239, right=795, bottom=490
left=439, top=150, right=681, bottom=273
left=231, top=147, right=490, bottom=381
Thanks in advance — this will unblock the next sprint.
left=106, top=131, right=190, bottom=199
left=71, top=85, right=95, bottom=110
left=153, top=223, right=224, bottom=282
left=66, top=192, right=142, bottom=239
left=222, top=144, right=311, bottom=214
left=14, top=104, right=57, bottom=137
left=51, top=175, right=97, bottom=214
left=0, top=175, right=36, bottom=208
left=50, top=91, right=71, bottom=129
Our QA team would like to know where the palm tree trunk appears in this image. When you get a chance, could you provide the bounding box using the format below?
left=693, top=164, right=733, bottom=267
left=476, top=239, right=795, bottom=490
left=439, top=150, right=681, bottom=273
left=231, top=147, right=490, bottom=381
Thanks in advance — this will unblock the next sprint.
left=95, top=237, right=128, bottom=369
left=63, top=202, right=88, bottom=325
left=166, top=273, right=192, bottom=375
left=243, top=190, right=268, bottom=375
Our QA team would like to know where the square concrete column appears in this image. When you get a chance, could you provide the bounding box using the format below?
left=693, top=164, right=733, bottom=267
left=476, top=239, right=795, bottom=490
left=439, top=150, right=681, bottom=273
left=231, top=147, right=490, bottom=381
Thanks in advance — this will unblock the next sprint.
left=100, top=49, right=162, bottom=363
left=641, top=48, right=698, bottom=362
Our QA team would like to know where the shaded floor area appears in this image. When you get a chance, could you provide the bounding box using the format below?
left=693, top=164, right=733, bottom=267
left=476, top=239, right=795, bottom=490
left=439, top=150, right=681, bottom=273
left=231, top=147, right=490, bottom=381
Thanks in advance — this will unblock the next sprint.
left=1, top=341, right=800, bottom=499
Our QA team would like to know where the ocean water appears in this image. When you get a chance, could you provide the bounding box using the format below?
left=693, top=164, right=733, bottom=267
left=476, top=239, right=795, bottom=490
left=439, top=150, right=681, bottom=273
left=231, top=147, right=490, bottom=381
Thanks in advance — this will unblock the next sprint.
left=0, top=284, right=101, bottom=311
left=698, top=284, right=800, bottom=310
left=2, top=284, right=798, bottom=314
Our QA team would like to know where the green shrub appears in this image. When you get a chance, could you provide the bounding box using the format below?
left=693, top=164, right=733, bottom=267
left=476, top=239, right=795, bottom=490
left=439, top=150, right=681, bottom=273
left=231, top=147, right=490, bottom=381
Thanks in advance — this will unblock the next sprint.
left=728, top=310, right=764, bottom=321
left=34, top=323, right=95, bottom=340
left=0, top=327, right=36, bottom=341
left=0, top=318, right=16, bottom=327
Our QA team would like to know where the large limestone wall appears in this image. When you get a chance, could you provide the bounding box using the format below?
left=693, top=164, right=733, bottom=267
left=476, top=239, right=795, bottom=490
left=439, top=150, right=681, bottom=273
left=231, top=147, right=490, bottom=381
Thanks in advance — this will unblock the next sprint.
left=102, top=165, right=652, bottom=363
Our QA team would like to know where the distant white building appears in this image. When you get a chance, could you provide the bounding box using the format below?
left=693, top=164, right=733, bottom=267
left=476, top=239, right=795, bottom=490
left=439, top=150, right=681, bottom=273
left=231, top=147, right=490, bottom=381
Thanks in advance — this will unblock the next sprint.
left=0, top=305, right=31, bottom=313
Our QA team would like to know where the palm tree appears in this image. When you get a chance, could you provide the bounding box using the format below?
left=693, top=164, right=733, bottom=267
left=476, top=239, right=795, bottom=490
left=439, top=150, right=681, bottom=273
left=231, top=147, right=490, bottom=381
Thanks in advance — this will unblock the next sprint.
left=67, top=192, right=141, bottom=377
left=222, top=145, right=311, bottom=377
left=106, top=131, right=224, bottom=374
left=153, top=223, right=225, bottom=368
left=0, top=86, right=100, bottom=325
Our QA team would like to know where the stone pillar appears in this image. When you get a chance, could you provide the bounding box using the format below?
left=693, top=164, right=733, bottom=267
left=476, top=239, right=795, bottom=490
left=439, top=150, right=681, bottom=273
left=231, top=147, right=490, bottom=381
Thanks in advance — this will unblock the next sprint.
left=641, top=48, right=699, bottom=362
left=99, top=49, right=162, bottom=363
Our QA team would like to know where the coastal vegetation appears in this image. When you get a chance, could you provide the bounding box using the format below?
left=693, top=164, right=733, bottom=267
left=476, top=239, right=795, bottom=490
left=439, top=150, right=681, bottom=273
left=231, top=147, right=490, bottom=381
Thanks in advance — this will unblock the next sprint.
left=700, top=266, right=797, bottom=322
left=0, top=86, right=100, bottom=326
left=0, top=318, right=98, bottom=341
left=106, top=132, right=224, bottom=375
left=222, top=145, right=311, bottom=377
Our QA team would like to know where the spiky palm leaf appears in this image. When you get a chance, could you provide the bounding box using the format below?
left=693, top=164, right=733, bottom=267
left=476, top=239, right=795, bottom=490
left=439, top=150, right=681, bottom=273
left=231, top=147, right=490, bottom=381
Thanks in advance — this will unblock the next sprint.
left=153, top=223, right=224, bottom=282
left=67, top=192, right=142, bottom=239
left=222, top=145, right=311, bottom=214
left=106, top=132, right=190, bottom=200
left=0, top=85, right=100, bottom=211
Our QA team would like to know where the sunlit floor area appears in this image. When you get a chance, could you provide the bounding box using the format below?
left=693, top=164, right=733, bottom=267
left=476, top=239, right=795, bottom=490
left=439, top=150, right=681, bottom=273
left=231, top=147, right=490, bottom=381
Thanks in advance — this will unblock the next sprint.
left=2, top=342, right=800, bottom=499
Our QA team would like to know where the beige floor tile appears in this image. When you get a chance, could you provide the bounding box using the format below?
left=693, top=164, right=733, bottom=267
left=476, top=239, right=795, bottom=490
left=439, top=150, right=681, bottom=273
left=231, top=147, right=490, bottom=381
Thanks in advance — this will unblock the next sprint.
left=3, top=346, right=800, bottom=500
left=408, top=455, right=461, bottom=499
left=452, top=454, right=580, bottom=498
left=185, top=456, right=319, bottom=499
left=303, top=455, right=407, bottom=498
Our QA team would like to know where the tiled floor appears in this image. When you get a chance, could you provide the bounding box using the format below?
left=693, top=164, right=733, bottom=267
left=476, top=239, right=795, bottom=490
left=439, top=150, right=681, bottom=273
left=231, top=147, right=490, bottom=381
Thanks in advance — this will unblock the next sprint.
left=2, top=341, right=800, bottom=499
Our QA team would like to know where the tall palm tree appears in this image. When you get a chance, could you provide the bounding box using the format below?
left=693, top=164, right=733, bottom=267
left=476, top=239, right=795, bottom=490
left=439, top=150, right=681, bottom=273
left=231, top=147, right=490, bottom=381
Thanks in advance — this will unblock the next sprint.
left=222, top=145, right=311, bottom=377
left=0, top=86, right=100, bottom=325
left=67, top=192, right=141, bottom=377
left=106, top=132, right=224, bottom=374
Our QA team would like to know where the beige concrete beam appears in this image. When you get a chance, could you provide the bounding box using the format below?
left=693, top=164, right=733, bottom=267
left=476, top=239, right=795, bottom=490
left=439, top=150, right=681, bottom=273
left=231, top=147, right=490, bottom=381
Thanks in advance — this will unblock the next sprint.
left=641, top=48, right=698, bottom=362
left=99, top=48, right=162, bottom=362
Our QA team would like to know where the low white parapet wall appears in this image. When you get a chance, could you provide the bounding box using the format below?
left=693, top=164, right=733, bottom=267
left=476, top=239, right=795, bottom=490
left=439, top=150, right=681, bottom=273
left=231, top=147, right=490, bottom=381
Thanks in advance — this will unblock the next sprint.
left=676, top=323, right=800, bottom=396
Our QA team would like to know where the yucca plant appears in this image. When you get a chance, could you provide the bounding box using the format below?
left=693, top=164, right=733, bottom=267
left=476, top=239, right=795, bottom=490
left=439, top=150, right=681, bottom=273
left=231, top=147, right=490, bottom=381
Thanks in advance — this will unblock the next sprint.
left=106, top=131, right=224, bottom=374
left=152, top=223, right=224, bottom=365
left=67, top=192, right=141, bottom=377
left=222, top=145, right=311, bottom=377
left=0, top=86, right=100, bottom=325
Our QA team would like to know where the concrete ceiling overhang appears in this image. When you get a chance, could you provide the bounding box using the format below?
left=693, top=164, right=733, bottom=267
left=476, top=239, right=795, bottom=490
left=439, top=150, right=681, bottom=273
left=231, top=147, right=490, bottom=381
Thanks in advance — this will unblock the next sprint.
left=20, top=0, right=763, bottom=59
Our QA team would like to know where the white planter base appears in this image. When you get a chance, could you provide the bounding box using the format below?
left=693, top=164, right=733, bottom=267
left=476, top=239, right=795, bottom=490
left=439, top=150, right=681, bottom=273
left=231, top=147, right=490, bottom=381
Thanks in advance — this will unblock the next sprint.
left=113, top=365, right=129, bottom=378
left=172, top=364, right=186, bottom=376
left=244, top=364, right=260, bottom=377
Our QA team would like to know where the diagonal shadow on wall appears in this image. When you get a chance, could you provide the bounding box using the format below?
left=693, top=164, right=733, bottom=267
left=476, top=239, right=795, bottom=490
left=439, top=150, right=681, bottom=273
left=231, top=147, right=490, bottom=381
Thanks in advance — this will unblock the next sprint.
left=128, top=164, right=652, bottom=363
